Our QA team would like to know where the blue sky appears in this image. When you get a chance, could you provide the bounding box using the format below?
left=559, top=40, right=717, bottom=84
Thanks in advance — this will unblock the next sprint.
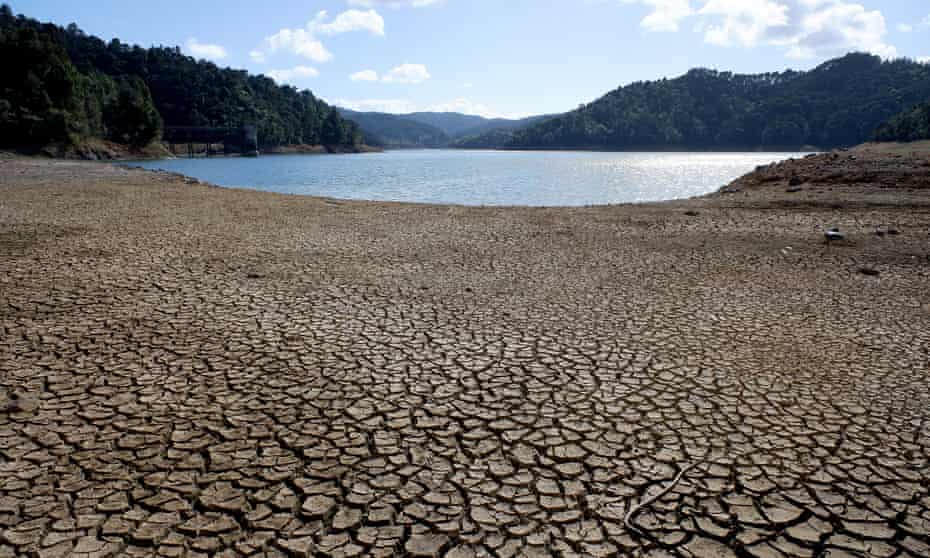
left=13, top=0, right=930, bottom=118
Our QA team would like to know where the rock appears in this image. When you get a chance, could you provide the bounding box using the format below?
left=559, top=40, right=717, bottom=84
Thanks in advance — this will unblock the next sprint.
left=825, top=229, right=845, bottom=242
left=858, top=267, right=880, bottom=277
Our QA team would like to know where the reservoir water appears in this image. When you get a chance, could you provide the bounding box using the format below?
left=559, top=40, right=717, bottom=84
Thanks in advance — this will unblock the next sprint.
left=129, top=149, right=808, bottom=206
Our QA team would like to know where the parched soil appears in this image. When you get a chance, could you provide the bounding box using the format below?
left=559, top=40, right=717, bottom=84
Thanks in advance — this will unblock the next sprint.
left=1, top=153, right=929, bottom=558
left=718, top=142, right=930, bottom=207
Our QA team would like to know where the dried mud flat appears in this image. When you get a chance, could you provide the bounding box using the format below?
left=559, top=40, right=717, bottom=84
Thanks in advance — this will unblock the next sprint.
left=1, top=152, right=929, bottom=558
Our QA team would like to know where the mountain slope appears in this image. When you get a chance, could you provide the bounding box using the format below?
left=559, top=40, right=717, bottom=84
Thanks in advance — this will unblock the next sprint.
left=336, top=110, right=552, bottom=148
left=338, top=109, right=449, bottom=147
left=478, top=53, right=930, bottom=151
left=406, top=112, right=552, bottom=140
left=403, top=112, right=491, bottom=137
left=456, top=115, right=552, bottom=140
left=450, top=115, right=554, bottom=148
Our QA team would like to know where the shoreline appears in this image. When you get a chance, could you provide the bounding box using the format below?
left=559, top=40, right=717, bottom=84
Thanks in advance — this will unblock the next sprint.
left=2, top=142, right=383, bottom=162
left=115, top=143, right=930, bottom=210
left=2, top=152, right=929, bottom=556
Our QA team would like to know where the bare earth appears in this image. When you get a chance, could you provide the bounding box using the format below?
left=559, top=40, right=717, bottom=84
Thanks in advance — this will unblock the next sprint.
left=1, top=150, right=929, bottom=558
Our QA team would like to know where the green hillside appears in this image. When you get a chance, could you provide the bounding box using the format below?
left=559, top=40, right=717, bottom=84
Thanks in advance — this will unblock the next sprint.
left=466, top=53, right=930, bottom=151
left=0, top=5, right=361, bottom=154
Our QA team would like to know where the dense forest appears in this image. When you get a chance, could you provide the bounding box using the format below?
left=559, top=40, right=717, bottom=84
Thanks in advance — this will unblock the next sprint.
left=0, top=5, right=361, bottom=153
left=874, top=102, right=930, bottom=143
left=464, top=53, right=930, bottom=150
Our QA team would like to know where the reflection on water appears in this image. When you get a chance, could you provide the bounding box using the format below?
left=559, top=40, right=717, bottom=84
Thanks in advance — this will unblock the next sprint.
left=128, top=149, right=808, bottom=207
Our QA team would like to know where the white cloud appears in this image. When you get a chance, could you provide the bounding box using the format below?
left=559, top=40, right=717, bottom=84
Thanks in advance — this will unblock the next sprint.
left=265, top=28, right=333, bottom=62
left=311, top=9, right=385, bottom=36
left=639, top=0, right=694, bottom=32
left=185, top=38, right=228, bottom=61
left=699, top=0, right=788, bottom=47
left=918, top=57, right=930, bottom=65
left=258, top=9, right=384, bottom=64
left=267, top=65, right=320, bottom=85
left=381, top=63, right=431, bottom=83
left=347, top=0, right=442, bottom=8
left=630, top=0, right=897, bottom=60
left=350, top=69, right=380, bottom=81
left=896, top=23, right=913, bottom=33
left=778, top=1, right=896, bottom=59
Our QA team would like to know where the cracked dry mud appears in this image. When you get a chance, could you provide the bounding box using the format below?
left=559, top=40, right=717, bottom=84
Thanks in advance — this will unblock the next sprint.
left=1, top=155, right=929, bottom=558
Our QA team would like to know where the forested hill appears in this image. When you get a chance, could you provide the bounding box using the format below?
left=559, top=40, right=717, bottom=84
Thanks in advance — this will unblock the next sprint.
left=0, top=5, right=361, bottom=154
left=466, top=54, right=930, bottom=151
left=874, top=102, right=930, bottom=143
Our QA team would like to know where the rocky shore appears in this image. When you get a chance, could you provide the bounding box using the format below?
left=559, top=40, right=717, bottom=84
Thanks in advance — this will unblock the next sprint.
left=1, top=150, right=928, bottom=557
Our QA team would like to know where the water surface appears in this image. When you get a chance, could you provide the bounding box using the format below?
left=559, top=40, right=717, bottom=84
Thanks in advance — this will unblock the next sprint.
left=129, top=149, right=807, bottom=206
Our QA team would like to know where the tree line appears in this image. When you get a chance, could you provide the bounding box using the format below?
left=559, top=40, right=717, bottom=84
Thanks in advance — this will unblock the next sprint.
left=874, top=101, right=930, bottom=143
left=0, top=5, right=362, bottom=152
left=464, top=53, right=930, bottom=150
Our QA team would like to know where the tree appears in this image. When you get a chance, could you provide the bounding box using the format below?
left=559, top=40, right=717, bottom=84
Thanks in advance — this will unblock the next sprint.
left=874, top=102, right=930, bottom=142
left=105, top=77, right=162, bottom=146
left=321, top=109, right=347, bottom=146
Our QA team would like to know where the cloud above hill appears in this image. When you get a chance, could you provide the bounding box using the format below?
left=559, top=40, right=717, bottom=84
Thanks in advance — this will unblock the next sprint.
left=257, top=9, right=385, bottom=64
left=628, top=0, right=896, bottom=59
left=184, top=38, right=228, bottom=61
left=267, top=65, right=320, bottom=85
left=381, top=63, right=431, bottom=84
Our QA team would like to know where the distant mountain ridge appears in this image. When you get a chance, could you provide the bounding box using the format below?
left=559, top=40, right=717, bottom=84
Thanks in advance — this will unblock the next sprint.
left=337, top=108, right=549, bottom=148
left=338, top=109, right=450, bottom=148
left=463, top=53, right=930, bottom=151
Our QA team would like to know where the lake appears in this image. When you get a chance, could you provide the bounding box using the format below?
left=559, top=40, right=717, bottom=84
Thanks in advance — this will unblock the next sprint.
left=128, top=149, right=808, bottom=206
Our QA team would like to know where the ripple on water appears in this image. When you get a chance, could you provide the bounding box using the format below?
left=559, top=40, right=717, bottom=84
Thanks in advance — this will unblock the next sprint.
left=128, top=149, right=809, bottom=206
